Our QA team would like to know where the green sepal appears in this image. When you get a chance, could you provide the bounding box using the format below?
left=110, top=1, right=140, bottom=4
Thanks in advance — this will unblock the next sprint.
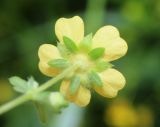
left=79, top=33, right=92, bottom=52
left=88, top=71, right=103, bottom=87
left=63, top=36, right=78, bottom=53
left=69, top=75, right=81, bottom=95
left=9, top=76, right=28, bottom=93
left=95, top=60, right=114, bottom=72
left=88, top=47, right=105, bottom=60
left=57, top=43, right=70, bottom=58
left=9, top=76, right=39, bottom=93
left=48, top=59, right=69, bottom=68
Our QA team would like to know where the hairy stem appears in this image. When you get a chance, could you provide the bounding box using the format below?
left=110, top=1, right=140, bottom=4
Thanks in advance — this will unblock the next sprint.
left=0, top=65, right=77, bottom=115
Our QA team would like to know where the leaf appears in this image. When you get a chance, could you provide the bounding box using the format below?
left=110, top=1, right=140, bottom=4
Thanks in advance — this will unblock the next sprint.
left=27, top=77, right=39, bottom=90
left=69, top=75, right=81, bottom=95
left=88, top=47, right=105, bottom=60
left=9, top=76, right=27, bottom=93
left=95, top=61, right=113, bottom=72
left=88, top=71, right=103, bottom=87
left=9, top=76, right=39, bottom=93
left=79, top=33, right=92, bottom=52
left=63, top=36, right=78, bottom=53
left=48, top=59, right=69, bottom=68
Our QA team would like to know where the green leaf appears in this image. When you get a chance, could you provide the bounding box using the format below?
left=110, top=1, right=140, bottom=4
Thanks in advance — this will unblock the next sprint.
left=95, top=61, right=113, bottom=72
left=9, top=76, right=39, bottom=93
left=79, top=33, right=92, bottom=52
left=9, top=76, right=27, bottom=93
left=48, top=59, right=69, bottom=68
left=88, top=47, right=105, bottom=60
left=88, top=71, right=103, bottom=87
left=63, top=36, right=78, bottom=53
left=69, top=75, right=81, bottom=95
left=27, top=77, right=39, bottom=90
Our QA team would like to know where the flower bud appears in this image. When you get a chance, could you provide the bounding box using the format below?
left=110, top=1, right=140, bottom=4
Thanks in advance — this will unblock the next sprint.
left=49, top=92, right=68, bottom=111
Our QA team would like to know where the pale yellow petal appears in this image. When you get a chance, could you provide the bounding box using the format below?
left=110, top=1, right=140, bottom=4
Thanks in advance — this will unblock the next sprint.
left=94, top=68, right=126, bottom=98
left=60, top=80, right=76, bottom=101
left=74, top=86, right=91, bottom=107
left=94, top=83, right=118, bottom=98
left=55, top=16, right=84, bottom=44
left=38, top=44, right=61, bottom=61
left=100, top=68, right=126, bottom=90
left=39, top=62, right=60, bottom=77
left=92, top=25, right=128, bottom=61
left=38, top=44, right=61, bottom=76
left=60, top=80, right=91, bottom=107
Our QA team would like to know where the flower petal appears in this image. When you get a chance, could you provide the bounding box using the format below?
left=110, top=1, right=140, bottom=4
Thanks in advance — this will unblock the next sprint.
left=55, top=16, right=84, bottom=44
left=92, top=25, right=128, bottom=61
left=60, top=81, right=91, bottom=107
left=60, top=80, right=76, bottom=101
left=39, top=62, right=60, bottom=77
left=94, top=68, right=126, bottom=98
left=38, top=44, right=61, bottom=61
left=38, top=44, right=61, bottom=76
left=74, top=86, right=91, bottom=107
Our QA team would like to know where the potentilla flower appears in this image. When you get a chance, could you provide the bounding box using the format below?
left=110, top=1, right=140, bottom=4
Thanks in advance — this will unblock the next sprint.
left=38, top=16, right=128, bottom=107
left=105, top=99, right=154, bottom=127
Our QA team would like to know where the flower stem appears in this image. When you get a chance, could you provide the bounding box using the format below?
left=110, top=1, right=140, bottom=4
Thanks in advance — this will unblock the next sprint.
left=0, top=65, right=78, bottom=115
left=85, top=0, right=107, bottom=33
left=0, top=94, right=31, bottom=115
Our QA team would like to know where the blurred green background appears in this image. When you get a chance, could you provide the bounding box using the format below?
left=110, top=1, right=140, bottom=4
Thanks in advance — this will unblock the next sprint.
left=0, top=0, right=160, bottom=127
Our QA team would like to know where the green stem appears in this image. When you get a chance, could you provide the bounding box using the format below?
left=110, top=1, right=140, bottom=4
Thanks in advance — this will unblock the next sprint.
left=0, top=94, right=31, bottom=115
left=85, top=0, right=107, bottom=33
left=0, top=65, right=77, bottom=115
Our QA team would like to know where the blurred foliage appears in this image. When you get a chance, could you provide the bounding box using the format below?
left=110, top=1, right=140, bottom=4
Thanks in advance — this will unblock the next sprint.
left=105, top=98, right=154, bottom=127
left=0, top=79, right=14, bottom=104
left=0, top=0, right=160, bottom=127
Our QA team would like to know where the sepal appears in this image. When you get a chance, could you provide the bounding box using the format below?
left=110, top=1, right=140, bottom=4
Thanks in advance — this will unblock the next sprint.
left=88, top=71, right=103, bottom=87
left=63, top=36, right=78, bottom=53
left=88, top=47, right=105, bottom=60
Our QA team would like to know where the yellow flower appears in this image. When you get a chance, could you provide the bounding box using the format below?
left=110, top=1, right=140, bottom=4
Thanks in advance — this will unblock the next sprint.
left=105, top=99, right=154, bottom=127
left=105, top=99, right=138, bottom=126
left=38, top=16, right=128, bottom=107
